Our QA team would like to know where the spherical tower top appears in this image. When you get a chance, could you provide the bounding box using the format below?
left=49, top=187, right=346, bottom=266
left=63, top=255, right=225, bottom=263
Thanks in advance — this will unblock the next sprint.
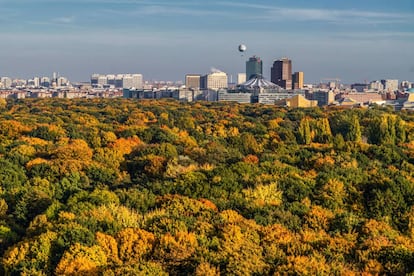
left=238, top=44, right=247, bottom=52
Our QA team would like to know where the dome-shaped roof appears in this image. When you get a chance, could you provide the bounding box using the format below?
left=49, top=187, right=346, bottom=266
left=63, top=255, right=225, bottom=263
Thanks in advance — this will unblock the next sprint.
left=239, top=74, right=280, bottom=90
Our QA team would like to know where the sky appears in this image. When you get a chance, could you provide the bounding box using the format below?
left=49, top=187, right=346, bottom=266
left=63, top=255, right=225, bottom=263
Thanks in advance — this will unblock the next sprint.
left=0, top=0, right=413, bottom=83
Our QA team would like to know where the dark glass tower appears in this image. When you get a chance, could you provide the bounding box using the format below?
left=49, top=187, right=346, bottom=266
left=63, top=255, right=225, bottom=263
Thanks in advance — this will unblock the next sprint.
left=246, top=56, right=263, bottom=80
left=271, top=58, right=292, bottom=89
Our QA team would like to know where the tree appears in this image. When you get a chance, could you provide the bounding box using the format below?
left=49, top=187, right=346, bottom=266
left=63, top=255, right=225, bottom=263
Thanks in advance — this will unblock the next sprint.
left=116, top=228, right=155, bottom=264
left=55, top=243, right=107, bottom=276
left=347, top=115, right=362, bottom=142
left=298, top=117, right=312, bottom=145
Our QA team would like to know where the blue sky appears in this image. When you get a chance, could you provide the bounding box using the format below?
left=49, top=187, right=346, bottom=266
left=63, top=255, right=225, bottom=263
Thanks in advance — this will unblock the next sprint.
left=0, top=0, right=413, bottom=83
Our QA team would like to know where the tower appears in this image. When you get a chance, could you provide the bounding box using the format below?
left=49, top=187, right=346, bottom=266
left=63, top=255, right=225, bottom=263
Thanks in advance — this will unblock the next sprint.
left=271, top=58, right=292, bottom=89
left=246, top=56, right=263, bottom=80
left=292, top=71, right=304, bottom=89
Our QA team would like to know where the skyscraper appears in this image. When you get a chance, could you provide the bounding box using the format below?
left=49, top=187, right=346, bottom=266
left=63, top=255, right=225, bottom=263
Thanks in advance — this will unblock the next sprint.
left=292, top=71, right=304, bottom=89
left=271, top=58, right=292, bottom=89
left=246, top=56, right=263, bottom=80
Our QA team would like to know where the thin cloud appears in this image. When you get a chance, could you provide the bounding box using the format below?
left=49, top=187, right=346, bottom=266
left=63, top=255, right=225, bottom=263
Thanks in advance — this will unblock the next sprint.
left=97, top=5, right=229, bottom=17
left=219, top=2, right=413, bottom=24
left=53, top=16, right=75, bottom=24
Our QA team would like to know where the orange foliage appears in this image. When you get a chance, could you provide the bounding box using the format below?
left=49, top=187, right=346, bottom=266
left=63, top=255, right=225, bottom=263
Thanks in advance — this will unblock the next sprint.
left=243, top=154, right=259, bottom=164
left=0, top=120, right=32, bottom=138
left=199, top=198, right=218, bottom=212
left=195, top=262, right=220, bottom=276
left=279, top=254, right=331, bottom=275
left=21, top=136, right=51, bottom=147
left=116, top=228, right=155, bottom=264
left=305, top=206, right=334, bottom=231
left=155, top=231, right=198, bottom=264
left=26, top=158, right=49, bottom=169
left=110, top=136, right=142, bottom=156
left=96, top=232, right=121, bottom=265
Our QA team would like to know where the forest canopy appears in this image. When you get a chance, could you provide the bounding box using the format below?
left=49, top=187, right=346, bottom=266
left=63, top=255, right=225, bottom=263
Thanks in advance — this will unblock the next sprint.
left=1, top=98, right=414, bottom=275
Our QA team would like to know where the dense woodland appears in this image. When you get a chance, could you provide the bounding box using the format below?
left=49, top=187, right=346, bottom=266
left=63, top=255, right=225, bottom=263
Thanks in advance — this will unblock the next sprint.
left=0, top=98, right=414, bottom=275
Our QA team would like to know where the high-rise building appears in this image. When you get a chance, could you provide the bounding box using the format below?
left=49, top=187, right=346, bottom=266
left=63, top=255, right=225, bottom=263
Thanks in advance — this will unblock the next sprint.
left=185, top=74, right=201, bottom=89
left=292, top=71, right=304, bottom=89
left=246, top=56, right=263, bottom=80
left=200, top=71, right=228, bottom=90
left=271, top=58, right=292, bottom=89
left=237, top=73, right=246, bottom=84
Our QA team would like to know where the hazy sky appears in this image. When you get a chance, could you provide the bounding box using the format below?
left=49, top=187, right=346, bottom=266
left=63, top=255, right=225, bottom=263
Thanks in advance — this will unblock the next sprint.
left=0, top=0, right=413, bottom=83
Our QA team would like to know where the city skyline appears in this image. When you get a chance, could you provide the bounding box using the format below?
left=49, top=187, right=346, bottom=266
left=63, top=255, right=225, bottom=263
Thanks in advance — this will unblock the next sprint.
left=0, top=0, right=413, bottom=83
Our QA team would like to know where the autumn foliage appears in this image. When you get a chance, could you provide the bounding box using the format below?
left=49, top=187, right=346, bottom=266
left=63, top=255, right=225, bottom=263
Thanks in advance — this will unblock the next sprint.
left=0, top=98, right=414, bottom=275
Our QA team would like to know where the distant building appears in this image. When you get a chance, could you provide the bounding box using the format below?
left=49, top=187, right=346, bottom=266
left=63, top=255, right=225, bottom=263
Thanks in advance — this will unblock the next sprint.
left=271, top=58, right=292, bottom=90
left=57, top=77, right=69, bottom=87
left=292, top=71, right=304, bottom=89
left=369, top=80, right=384, bottom=91
left=107, top=75, right=116, bottom=86
left=311, top=91, right=335, bottom=106
left=401, top=80, right=412, bottom=90
left=185, top=74, right=201, bottom=89
left=237, top=73, right=246, bottom=84
left=351, top=83, right=369, bottom=92
left=336, top=92, right=384, bottom=105
left=218, top=90, right=252, bottom=103
left=1, top=77, right=12, bottom=88
left=276, top=94, right=318, bottom=108
left=246, top=56, right=263, bottom=80
left=122, top=74, right=142, bottom=89
left=92, top=73, right=143, bottom=89
left=381, top=79, right=399, bottom=92
left=200, top=71, right=228, bottom=90
left=40, top=77, right=50, bottom=88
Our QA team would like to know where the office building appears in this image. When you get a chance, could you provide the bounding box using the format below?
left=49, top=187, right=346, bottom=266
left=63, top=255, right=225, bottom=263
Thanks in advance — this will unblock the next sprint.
left=400, top=80, right=412, bottom=90
left=292, top=71, right=304, bottom=89
left=271, top=58, right=292, bottom=90
left=57, top=77, right=69, bottom=87
left=381, top=79, right=399, bottom=92
left=91, top=73, right=143, bottom=89
left=311, top=91, right=335, bottom=106
left=246, top=56, right=263, bottom=80
left=237, top=73, right=246, bottom=84
left=98, top=75, right=107, bottom=86
left=369, top=80, right=384, bottom=91
left=123, top=74, right=143, bottom=89
left=351, top=83, right=369, bottom=92
left=200, top=71, right=228, bottom=90
left=91, top=74, right=100, bottom=85
left=107, top=75, right=116, bottom=86
left=185, top=74, right=201, bottom=89
left=218, top=90, right=252, bottom=103
left=40, top=77, right=50, bottom=87
left=1, top=77, right=12, bottom=88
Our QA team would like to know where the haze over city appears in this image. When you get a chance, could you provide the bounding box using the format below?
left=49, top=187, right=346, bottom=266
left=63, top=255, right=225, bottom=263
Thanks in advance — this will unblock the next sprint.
left=1, top=0, right=413, bottom=83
